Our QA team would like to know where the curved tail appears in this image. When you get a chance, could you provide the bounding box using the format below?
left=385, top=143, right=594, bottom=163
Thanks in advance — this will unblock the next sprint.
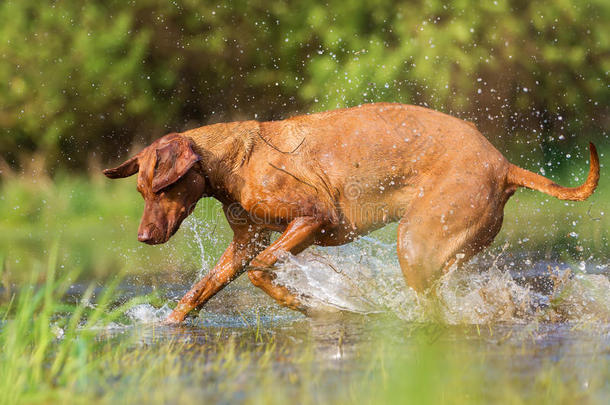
left=506, top=143, right=600, bottom=201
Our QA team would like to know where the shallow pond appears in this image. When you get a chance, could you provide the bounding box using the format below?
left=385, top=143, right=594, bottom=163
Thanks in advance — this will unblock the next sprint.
left=50, top=236, right=610, bottom=403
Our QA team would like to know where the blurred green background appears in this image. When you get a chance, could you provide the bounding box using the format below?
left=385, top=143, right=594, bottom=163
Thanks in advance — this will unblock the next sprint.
left=0, top=0, right=608, bottom=282
left=1, top=0, right=607, bottom=170
left=1, top=3, right=609, bottom=404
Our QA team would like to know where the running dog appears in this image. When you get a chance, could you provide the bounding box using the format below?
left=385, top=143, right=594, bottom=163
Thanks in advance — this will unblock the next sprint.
left=103, top=103, right=599, bottom=323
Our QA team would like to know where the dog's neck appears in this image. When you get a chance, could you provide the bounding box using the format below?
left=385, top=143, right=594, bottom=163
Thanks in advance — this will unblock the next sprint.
left=182, top=121, right=258, bottom=203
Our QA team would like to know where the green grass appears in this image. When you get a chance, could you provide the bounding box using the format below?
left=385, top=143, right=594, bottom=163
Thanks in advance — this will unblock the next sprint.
left=0, top=244, right=147, bottom=404
left=2, top=253, right=609, bottom=404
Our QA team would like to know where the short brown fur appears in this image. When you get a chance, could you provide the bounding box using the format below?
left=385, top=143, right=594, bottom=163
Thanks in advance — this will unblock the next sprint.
left=103, top=103, right=600, bottom=323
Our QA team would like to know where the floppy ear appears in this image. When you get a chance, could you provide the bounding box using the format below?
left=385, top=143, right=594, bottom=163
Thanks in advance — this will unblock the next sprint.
left=152, top=138, right=201, bottom=193
left=103, top=155, right=139, bottom=178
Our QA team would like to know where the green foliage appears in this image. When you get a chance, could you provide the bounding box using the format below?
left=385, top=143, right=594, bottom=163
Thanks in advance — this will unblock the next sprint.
left=0, top=0, right=607, bottom=171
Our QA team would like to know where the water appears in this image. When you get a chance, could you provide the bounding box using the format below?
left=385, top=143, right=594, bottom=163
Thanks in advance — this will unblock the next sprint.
left=271, top=237, right=610, bottom=324
left=93, top=220, right=610, bottom=333
left=146, top=216, right=607, bottom=327
left=99, top=234, right=609, bottom=363
left=96, top=285, right=610, bottom=401
left=126, top=303, right=173, bottom=323
left=50, top=232, right=610, bottom=401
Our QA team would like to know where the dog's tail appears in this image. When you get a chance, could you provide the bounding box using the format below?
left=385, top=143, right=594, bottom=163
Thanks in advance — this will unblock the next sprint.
left=506, top=142, right=599, bottom=201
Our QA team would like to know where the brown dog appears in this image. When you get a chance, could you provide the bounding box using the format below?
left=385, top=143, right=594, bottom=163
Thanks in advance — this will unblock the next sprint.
left=103, top=103, right=599, bottom=324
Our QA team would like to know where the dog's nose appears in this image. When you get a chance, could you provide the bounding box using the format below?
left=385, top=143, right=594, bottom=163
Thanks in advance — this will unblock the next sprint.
left=138, top=229, right=152, bottom=242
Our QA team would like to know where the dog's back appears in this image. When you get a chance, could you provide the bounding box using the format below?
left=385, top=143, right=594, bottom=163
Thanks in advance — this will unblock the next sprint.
left=246, top=103, right=508, bottom=236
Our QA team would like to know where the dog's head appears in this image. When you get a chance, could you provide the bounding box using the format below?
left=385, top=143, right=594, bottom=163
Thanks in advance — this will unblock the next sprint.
left=103, top=134, right=205, bottom=244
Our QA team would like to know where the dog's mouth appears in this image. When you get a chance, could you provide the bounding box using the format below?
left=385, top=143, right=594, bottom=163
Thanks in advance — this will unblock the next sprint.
left=138, top=208, right=192, bottom=245
left=142, top=236, right=167, bottom=245
left=166, top=220, right=182, bottom=241
left=145, top=222, right=183, bottom=245
left=138, top=223, right=168, bottom=245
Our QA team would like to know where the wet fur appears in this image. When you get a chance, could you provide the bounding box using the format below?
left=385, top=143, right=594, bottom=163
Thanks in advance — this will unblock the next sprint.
left=104, top=103, right=599, bottom=323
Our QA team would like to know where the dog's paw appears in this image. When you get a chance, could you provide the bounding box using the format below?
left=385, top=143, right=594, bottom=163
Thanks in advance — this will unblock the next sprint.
left=161, top=313, right=185, bottom=326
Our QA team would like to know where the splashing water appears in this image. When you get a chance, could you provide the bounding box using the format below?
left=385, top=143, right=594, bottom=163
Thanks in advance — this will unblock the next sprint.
left=126, top=304, right=173, bottom=324
left=184, top=214, right=225, bottom=279
left=273, top=237, right=417, bottom=318
left=171, top=217, right=610, bottom=325
left=271, top=237, right=610, bottom=324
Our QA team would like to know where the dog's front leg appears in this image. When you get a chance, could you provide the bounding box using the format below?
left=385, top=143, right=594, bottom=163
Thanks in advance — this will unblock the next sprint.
left=247, top=216, right=322, bottom=312
left=164, top=230, right=268, bottom=324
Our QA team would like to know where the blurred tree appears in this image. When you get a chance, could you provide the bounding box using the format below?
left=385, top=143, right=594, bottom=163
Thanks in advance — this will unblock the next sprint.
left=0, top=0, right=607, bottom=172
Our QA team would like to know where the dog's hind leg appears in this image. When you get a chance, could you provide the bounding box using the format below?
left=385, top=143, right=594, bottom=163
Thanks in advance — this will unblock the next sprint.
left=396, top=185, right=504, bottom=293
left=247, top=216, right=322, bottom=312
